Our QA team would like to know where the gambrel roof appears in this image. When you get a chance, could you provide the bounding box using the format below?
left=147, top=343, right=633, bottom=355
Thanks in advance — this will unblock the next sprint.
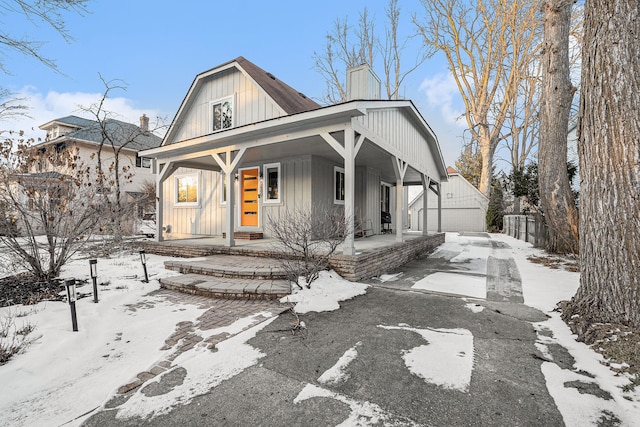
left=234, top=56, right=320, bottom=114
left=163, top=56, right=321, bottom=147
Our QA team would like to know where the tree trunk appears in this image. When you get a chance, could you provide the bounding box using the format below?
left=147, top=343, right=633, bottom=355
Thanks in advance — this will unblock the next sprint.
left=568, top=0, right=640, bottom=329
left=478, top=130, right=495, bottom=198
left=538, top=0, right=579, bottom=254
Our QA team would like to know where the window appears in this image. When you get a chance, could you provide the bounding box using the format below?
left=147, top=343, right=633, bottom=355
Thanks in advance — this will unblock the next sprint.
left=136, top=155, right=151, bottom=168
left=220, top=172, right=227, bottom=205
left=211, top=96, right=234, bottom=132
left=263, top=163, right=281, bottom=203
left=381, top=183, right=391, bottom=213
left=334, top=166, right=345, bottom=204
left=175, top=173, right=199, bottom=206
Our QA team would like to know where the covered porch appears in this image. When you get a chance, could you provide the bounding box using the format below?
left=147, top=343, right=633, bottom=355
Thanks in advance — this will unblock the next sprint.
left=142, top=100, right=448, bottom=256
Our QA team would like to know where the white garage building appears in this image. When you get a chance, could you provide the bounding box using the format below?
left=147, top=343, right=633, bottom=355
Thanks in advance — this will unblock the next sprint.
left=409, top=167, right=488, bottom=233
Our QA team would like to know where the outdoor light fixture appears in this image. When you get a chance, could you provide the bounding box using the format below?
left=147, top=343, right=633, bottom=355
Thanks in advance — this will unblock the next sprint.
left=65, top=278, right=78, bottom=332
left=89, top=259, right=98, bottom=303
left=139, top=249, right=149, bottom=283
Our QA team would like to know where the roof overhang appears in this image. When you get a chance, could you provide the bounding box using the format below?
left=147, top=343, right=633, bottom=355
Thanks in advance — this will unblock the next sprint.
left=142, top=100, right=448, bottom=184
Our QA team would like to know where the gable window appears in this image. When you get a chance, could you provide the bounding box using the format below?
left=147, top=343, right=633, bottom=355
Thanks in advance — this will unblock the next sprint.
left=334, top=166, right=345, bottom=204
left=175, top=173, right=199, bottom=206
left=263, top=162, right=281, bottom=204
left=211, top=96, right=234, bottom=132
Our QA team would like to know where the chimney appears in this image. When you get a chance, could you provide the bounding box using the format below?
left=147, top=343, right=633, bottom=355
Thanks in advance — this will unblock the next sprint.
left=140, top=114, right=149, bottom=132
left=346, top=64, right=381, bottom=101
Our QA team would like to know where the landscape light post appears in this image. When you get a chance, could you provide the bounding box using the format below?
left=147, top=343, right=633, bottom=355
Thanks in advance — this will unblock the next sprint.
left=139, top=249, right=149, bottom=283
left=89, top=259, right=98, bottom=303
left=65, top=279, right=78, bottom=332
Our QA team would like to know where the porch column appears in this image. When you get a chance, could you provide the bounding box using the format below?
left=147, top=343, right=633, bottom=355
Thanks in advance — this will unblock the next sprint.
left=155, top=160, right=178, bottom=242
left=392, top=157, right=408, bottom=243
left=421, top=174, right=429, bottom=235
left=436, top=182, right=442, bottom=232
left=343, top=128, right=356, bottom=256
left=212, top=148, right=247, bottom=248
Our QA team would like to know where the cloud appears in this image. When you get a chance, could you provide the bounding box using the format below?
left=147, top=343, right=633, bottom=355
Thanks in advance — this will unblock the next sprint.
left=419, top=73, right=466, bottom=128
left=2, top=86, right=166, bottom=141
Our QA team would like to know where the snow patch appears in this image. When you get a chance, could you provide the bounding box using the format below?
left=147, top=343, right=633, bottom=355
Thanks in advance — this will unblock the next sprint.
left=317, top=342, right=361, bottom=385
left=464, top=303, right=485, bottom=313
left=378, top=273, right=401, bottom=283
left=294, top=383, right=419, bottom=426
left=280, top=270, right=368, bottom=314
left=115, top=316, right=277, bottom=420
left=379, top=324, right=474, bottom=392
left=412, top=272, right=486, bottom=299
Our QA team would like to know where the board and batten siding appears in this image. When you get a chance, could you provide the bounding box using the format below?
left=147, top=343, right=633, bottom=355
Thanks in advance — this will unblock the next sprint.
left=261, top=156, right=313, bottom=229
left=355, top=109, right=441, bottom=180
left=162, top=167, right=225, bottom=237
left=169, top=68, right=287, bottom=143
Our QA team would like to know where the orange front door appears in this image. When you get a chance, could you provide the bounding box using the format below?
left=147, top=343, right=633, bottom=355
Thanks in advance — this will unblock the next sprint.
left=240, top=168, right=259, bottom=227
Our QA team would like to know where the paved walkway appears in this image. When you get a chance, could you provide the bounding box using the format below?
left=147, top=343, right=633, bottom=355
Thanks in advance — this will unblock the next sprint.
left=83, top=233, right=631, bottom=426
left=115, top=289, right=287, bottom=395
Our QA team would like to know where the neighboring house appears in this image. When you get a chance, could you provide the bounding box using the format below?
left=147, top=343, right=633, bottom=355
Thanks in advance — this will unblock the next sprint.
left=33, top=114, right=162, bottom=213
left=409, top=167, right=489, bottom=233
left=13, top=115, right=163, bottom=235
left=141, top=57, right=448, bottom=255
left=34, top=114, right=161, bottom=193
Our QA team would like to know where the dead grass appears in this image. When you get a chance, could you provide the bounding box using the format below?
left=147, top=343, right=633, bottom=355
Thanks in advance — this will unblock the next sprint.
left=528, top=254, right=579, bottom=272
left=0, top=309, right=37, bottom=365
left=583, top=323, right=640, bottom=392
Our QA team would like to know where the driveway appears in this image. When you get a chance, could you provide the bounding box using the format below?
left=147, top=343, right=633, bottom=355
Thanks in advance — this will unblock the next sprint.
left=82, top=233, right=585, bottom=426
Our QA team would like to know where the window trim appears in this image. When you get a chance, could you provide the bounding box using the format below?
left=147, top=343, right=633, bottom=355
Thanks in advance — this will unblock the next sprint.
left=210, top=95, right=235, bottom=133
left=334, top=166, right=345, bottom=205
left=219, top=171, right=228, bottom=205
left=262, top=162, right=281, bottom=204
left=174, top=172, right=200, bottom=207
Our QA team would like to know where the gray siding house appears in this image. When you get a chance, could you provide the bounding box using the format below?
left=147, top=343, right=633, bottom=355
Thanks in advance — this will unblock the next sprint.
left=141, top=57, right=448, bottom=255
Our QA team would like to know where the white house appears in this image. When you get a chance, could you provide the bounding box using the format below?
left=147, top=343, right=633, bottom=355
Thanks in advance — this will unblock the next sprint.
left=409, top=166, right=488, bottom=233
left=141, top=57, right=449, bottom=255
left=33, top=115, right=162, bottom=199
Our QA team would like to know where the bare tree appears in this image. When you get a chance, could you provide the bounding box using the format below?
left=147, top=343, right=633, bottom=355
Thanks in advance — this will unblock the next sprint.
left=79, top=76, right=164, bottom=241
left=314, top=0, right=427, bottom=104
left=0, top=136, right=100, bottom=281
left=266, top=206, right=349, bottom=289
left=538, top=0, right=579, bottom=254
left=0, top=0, right=87, bottom=77
left=415, top=0, right=542, bottom=197
left=563, top=0, right=640, bottom=330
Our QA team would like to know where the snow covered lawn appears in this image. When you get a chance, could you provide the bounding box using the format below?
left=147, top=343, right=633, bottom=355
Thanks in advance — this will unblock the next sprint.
left=1, top=233, right=640, bottom=426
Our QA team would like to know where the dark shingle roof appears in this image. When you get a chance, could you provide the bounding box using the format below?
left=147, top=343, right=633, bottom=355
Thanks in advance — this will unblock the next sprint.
left=45, top=115, right=96, bottom=129
left=234, top=56, right=321, bottom=114
left=37, top=117, right=162, bottom=151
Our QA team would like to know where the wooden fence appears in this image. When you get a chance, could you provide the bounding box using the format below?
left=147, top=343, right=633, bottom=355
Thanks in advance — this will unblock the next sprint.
left=503, top=215, right=548, bottom=248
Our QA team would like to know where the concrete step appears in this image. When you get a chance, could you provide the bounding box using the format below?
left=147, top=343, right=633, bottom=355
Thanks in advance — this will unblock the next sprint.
left=160, top=273, right=291, bottom=300
left=164, top=255, right=290, bottom=280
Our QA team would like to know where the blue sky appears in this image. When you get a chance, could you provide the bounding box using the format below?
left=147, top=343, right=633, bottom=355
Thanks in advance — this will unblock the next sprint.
left=1, top=0, right=468, bottom=166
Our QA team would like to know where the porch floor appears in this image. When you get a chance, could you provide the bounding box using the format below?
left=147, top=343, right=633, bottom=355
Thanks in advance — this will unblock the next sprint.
left=147, top=230, right=435, bottom=255
left=140, top=232, right=445, bottom=292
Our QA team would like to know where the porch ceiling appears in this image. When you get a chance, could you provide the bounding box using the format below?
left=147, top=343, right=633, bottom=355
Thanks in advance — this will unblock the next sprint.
left=158, top=134, right=421, bottom=185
